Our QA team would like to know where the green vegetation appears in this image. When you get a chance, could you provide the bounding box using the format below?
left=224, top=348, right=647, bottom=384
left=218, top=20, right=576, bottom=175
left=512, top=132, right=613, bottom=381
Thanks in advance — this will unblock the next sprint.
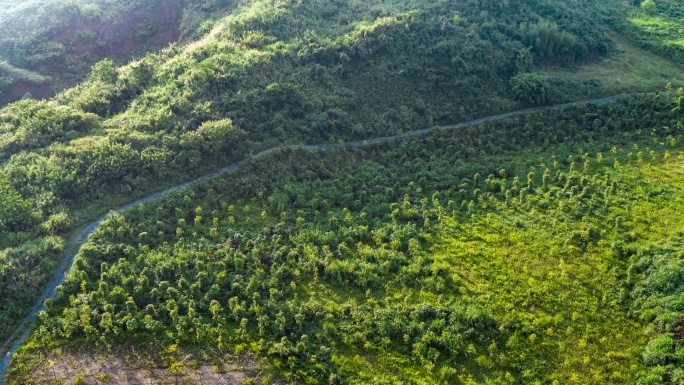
left=629, top=238, right=684, bottom=383
left=0, top=0, right=634, bottom=351
left=510, top=72, right=550, bottom=105
left=3, top=0, right=684, bottom=383
left=642, top=0, right=658, bottom=14
left=544, top=34, right=684, bottom=97
left=610, top=0, right=684, bottom=64
left=6, top=92, right=684, bottom=383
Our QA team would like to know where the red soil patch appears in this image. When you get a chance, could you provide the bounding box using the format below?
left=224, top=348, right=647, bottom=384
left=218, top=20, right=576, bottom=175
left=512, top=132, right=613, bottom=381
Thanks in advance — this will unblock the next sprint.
left=1, top=0, right=185, bottom=105
left=0, top=81, right=52, bottom=105
left=49, top=0, right=184, bottom=58
left=160, top=28, right=180, bottom=47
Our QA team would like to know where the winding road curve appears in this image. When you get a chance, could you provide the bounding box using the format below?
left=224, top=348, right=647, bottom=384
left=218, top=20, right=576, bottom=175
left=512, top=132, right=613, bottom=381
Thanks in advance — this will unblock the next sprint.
left=0, top=93, right=630, bottom=382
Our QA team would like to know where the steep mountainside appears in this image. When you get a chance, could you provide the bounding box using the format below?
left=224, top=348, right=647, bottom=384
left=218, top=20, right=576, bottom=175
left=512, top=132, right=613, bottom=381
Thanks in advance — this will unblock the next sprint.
left=0, top=0, right=238, bottom=105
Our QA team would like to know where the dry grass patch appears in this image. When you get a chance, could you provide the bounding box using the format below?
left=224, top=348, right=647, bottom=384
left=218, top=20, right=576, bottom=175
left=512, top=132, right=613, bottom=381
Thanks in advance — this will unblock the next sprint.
left=10, top=344, right=276, bottom=385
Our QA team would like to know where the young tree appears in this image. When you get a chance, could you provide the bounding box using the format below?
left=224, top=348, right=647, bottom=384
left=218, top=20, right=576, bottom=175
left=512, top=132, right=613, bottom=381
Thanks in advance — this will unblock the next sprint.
left=90, top=59, right=118, bottom=84
left=0, top=175, right=36, bottom=233
left=510, top=73, right=549, bottom=105
left=641, top=0, right=657, bottom=14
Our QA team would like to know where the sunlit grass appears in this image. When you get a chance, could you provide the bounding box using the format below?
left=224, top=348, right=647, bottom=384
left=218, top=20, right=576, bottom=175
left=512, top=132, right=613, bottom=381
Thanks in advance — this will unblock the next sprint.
left=430, top=152, right=684, bottom=383
left=629, top=15, right=682, bottom=37
left=544, top=33, right=684, bottom=94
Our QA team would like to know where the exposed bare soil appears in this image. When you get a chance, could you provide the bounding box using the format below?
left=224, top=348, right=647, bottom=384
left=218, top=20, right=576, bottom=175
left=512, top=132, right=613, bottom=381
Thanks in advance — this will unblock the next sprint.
left=2, top=0, right=185, bottom=105
left=13, top=346, right=270, bottom=385
left=0, top=81, right=52, bottom=105
left=48, top=0, right=184, bottom=58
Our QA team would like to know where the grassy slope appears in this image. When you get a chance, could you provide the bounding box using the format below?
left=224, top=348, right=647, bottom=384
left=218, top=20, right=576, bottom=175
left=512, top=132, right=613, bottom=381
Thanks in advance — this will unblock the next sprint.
left=629, top=0, right=684, bottom=50
left=544, top=33, right=684, bottom=95
left=608, top=0, right=684, bottom=64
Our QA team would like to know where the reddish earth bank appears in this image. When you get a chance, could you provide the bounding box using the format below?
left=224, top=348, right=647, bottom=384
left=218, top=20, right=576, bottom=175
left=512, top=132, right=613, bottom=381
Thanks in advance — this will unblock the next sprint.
left=0, top=81, right=52, bottom=105
left=2, top=0, right=185, bottom=105
left=48, top=0, right=183, bottom=57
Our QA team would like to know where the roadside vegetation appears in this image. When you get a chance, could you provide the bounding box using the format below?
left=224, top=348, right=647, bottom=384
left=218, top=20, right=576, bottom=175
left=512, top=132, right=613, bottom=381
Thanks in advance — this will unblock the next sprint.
left=3, top=0, right=684, bottom=383
left=0, top=0, right=631, bottom=350
left=7, top=91, right=684, bottom=383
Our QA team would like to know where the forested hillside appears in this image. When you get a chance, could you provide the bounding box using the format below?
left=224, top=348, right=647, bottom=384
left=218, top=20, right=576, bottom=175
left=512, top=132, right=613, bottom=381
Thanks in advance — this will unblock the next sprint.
left=2, top=0, right=684, bottom=383
left=0, top=0, right=237, bottom=105
left=0, top=0, right=632, bottom=352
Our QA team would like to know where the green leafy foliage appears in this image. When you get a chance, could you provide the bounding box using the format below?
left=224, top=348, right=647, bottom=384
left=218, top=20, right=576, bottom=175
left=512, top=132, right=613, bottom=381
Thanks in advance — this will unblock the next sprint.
left=1, top=0, right=684, bottom=382
left=8, top=93, right=684, bottom=383
left=610, top=0, right=684, bottom=63
left=0, top=0, right=636, bottom=347
left=520, top=19, right=578, bottom=61
left=510, top=72, right=550, bottom=105
left=0, top=174, right=38, bottom=235
left=642, top=0, right=658, bottom=14
left=0, top=236, right=63, bottom=343
left=626, top=237, right=684, bottom=384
